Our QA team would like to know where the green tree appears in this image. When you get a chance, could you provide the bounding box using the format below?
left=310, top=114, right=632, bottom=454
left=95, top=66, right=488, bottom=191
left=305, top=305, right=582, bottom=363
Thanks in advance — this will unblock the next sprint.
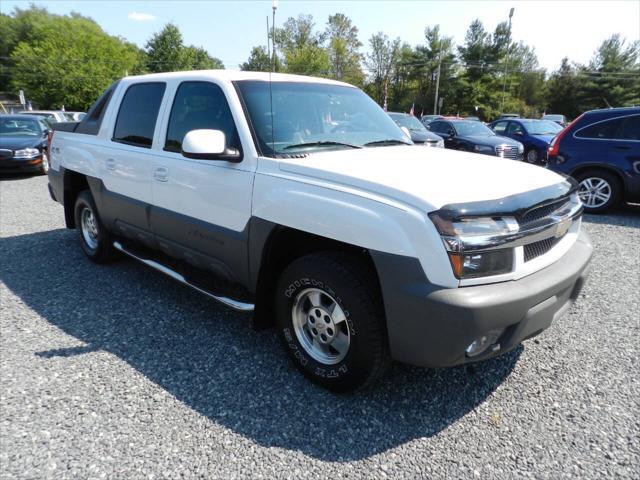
left=274, top=14, right=330, bottom=76
left=364, top=32, right=401, bottom=106
left=240, top=46, right=272, bottom=71
left=146, top=23, right=224, bottom=73
left=7, top=7, right=143, bottom=110
left=325, top=13, right=364, bottom=85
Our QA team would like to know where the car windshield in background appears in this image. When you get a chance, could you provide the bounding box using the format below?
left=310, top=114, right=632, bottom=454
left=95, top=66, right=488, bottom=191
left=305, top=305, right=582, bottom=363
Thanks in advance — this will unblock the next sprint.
left=451, top=121, right=495, bottom=136
left=523, top=120, right=563, bottom=135
left=235, top=81, right=407, bottom=155
left=0, top=118, right=42, bottom=136
left=543, top=115, right=564, bottom=122
left=389, top=114, right=426, bottom=131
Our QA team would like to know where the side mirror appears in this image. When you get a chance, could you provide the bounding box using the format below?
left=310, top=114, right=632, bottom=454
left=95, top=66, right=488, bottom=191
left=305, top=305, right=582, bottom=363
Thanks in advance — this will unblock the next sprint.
left=181, top=129, right=241, bottom=162
left=513, top=130, right=524, bottom=136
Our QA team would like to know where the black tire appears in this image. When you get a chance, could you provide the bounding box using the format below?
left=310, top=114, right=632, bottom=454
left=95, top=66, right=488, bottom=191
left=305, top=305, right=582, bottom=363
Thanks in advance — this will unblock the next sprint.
left=574, top=169, right=622, bottom=213
left=74, top=190, right=115, bottom=263
left=524, top=148, right=538, bottom=164
left=275, top=251, right=389, bottom=392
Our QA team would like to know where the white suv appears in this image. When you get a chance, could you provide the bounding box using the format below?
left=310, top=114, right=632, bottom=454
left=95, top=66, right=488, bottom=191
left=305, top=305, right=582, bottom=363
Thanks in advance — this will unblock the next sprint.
left=47, top=71, right=592, bottom=391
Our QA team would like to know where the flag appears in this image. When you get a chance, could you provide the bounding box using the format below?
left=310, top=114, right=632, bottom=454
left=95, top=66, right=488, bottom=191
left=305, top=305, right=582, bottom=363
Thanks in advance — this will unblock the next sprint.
left=409, top=103, right=415, bottom=116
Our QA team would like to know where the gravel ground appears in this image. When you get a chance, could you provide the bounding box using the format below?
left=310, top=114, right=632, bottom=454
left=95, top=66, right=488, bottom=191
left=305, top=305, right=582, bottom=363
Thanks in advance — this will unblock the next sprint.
left=1, top=174, right=638, bottom=479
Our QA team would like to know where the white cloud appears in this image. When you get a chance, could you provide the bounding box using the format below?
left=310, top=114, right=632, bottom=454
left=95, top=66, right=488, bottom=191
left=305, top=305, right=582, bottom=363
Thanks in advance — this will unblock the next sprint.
left=128, top=12, right=156, bottom=22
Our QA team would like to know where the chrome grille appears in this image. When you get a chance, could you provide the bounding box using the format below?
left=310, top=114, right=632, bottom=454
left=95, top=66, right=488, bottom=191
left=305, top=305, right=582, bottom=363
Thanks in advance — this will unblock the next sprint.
left=495, top=145, right=520, bottom=159
left=0, top=149, right=13, bottom=160
left=520, top=198, right=569, bottom=226
left=524, top=236, right=562, bottom=262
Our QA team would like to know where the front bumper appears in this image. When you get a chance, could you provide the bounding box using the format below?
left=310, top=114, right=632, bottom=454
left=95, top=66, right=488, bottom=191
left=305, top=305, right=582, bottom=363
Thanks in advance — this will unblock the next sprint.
left=373, top=229, right=593, bottom=368
left=0, top=155, right=44, bottom=173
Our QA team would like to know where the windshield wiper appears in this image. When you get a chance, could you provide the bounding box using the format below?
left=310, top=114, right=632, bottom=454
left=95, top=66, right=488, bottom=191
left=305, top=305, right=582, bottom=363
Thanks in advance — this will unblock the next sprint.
left=364, top=139, right=412, bottom=147
left=282, top=141, right=362, bottom=151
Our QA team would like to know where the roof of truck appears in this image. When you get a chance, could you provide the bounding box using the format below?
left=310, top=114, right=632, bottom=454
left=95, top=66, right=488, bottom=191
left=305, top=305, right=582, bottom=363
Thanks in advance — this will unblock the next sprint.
left=121, top=70, right=355, bottom=87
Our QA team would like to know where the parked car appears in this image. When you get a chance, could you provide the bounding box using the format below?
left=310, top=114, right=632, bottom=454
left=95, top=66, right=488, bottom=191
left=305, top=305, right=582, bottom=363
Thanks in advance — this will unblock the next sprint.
left=388, top=112, right=444, bottom=147
left=18, top=110, right=72, bottom=123
left=428, top=119, right=524, bottom=159
left=542, top=114, right=568, bottom=127
left=489, top=119, right=563, bottom=164
left=67, top=111, right=86, bottom=122
left=0, top=114, right=51, bottom=174
left=48, top=71, right=591, bottom=392
left=420, top=114, right=443, bottom=126
left=464, top=116, right=481, bottom=122
left=547, top=107, right=640, bottom=213
left=498, top=113, right=520, bottom=120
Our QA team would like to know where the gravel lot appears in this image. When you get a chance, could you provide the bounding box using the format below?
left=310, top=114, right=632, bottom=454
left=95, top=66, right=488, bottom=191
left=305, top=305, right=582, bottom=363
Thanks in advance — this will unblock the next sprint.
left=1, top=174, right=638, bottom=479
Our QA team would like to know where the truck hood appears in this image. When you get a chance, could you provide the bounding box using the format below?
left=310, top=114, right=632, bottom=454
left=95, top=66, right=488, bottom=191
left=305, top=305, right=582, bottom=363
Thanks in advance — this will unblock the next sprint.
left=277, top=145, right=565, bottom=212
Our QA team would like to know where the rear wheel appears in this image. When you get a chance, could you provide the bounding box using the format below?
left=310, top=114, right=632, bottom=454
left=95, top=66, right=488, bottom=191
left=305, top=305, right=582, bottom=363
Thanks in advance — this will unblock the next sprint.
left=275, top=252, right=389, bottom=392
left=74, top=190, right=115, bottom=263
left=575, top=169, right=622, bottom=213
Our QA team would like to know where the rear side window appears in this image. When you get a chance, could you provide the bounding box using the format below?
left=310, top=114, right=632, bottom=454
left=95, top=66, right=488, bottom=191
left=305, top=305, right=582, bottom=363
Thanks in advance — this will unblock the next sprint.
left=429, top=121, right=446, bottom=133
left=75, top=81, right=119, bottom=135
left=614, top=115, right=640, bottom=140
left=575, top=117, right=624, bottom=140
left=493, top=121, right=508, bottom=134
left=165, top=81, right=239, bottom=152
left=113, top=82, right=166, bottom=148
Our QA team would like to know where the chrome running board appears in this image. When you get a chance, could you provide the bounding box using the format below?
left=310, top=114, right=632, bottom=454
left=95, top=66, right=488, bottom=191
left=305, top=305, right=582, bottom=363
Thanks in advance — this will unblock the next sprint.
left=113, top=241, right=254, bottom=312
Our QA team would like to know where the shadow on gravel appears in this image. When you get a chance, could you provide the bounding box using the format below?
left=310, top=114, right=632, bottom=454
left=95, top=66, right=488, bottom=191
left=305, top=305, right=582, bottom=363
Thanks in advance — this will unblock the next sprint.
left=582, top=203, right=640, bottom=228
left=1, top=228, right=521, bottom=462
left=0, top=173, right=43, bottom=181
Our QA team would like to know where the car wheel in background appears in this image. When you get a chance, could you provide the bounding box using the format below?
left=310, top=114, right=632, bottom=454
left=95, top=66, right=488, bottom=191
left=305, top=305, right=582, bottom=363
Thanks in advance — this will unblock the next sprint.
left=575, top=169, right=622, bottom=213
left=525, top=148, right=539, bottom=164
left=74, top=190, right=115, bottom=263
left=275, top=251, right=389, bottom=392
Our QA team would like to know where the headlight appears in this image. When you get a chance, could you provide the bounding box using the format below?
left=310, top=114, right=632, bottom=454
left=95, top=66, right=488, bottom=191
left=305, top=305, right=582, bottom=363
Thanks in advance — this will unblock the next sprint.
left=435, top=139, right=445, bottom=148
left=429, top=213, right=518, bottom=279
left=473, top=144, right=494, bottom=154
left=517, top=143, right=524, bottom=153
left=448, top=249, right=514, bottom=279
left=14, top=148, right=40, bottom=159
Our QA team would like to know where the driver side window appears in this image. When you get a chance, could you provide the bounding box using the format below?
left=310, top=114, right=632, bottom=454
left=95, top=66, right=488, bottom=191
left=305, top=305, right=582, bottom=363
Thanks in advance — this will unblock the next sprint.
left=507, top=122, right=524, bottom=135
left=165, top=81, right=240, bottom=153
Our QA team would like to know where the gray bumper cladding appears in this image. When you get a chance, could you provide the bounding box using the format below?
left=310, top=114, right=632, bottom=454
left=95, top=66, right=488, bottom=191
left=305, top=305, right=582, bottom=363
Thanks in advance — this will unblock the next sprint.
left=372, top=230, right=593, bottom=368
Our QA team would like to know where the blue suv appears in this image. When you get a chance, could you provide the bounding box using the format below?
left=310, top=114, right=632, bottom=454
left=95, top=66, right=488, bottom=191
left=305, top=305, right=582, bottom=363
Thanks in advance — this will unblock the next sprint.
left=547, top=107, right=640, bottom=213
left=489, top=118, right=563, bottom=164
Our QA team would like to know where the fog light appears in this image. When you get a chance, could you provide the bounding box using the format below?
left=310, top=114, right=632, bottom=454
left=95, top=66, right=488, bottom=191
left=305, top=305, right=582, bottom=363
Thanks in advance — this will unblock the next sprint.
left=465, top=328, right=505, bottom=357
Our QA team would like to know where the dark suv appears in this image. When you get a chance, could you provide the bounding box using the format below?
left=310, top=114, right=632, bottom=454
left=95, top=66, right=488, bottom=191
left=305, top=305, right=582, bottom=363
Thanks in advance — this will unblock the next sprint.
left=547, top=107, right=640, bottom=213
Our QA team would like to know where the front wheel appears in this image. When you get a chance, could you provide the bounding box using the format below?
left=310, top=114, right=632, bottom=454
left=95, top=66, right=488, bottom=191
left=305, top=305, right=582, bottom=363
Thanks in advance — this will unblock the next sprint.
left=525, top=148, right=538, bottom=164
left=275, top=252, right=389, bottom=392
left=39, top=152, right=50, bottom=175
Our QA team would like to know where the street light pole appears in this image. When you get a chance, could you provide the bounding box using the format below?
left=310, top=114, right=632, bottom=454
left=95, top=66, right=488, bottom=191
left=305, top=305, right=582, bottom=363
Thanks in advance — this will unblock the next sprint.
left=500, top=7, right=514, bottom=114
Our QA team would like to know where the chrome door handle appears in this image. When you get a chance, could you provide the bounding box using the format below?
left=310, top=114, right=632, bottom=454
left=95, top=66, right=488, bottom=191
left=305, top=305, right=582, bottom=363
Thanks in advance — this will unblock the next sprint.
left=153, top=167, right=168, bottom=182
left=106, top=158, right=116, bottom=171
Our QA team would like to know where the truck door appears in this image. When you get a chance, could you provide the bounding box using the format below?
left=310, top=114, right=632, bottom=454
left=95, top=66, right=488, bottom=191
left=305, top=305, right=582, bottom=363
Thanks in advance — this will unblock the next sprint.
left=98, top=82, right=166, bottom=245
left=149, top=80, right=255, bottom=286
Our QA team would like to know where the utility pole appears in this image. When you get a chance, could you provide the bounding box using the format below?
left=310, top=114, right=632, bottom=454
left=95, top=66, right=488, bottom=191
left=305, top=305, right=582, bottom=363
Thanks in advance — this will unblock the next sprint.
left=433, top=54, right=442, bottom=115
left=500, top=7, right=515, bottom=114
left=272, top=0, right=278, bottom=72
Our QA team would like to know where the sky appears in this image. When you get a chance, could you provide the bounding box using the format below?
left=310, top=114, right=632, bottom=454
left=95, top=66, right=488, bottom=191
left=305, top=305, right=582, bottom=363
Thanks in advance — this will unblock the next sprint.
left=2, top=0, right=639, bottom=72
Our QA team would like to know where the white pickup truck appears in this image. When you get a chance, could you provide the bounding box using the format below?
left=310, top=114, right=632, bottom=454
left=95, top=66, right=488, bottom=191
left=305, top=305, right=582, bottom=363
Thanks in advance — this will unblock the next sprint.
left=48, top=71, right=592, bottom=392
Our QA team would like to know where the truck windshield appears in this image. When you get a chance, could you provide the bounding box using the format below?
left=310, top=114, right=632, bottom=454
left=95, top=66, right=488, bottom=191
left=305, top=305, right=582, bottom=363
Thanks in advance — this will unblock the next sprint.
left=235, top=80, right=408, bottom=156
